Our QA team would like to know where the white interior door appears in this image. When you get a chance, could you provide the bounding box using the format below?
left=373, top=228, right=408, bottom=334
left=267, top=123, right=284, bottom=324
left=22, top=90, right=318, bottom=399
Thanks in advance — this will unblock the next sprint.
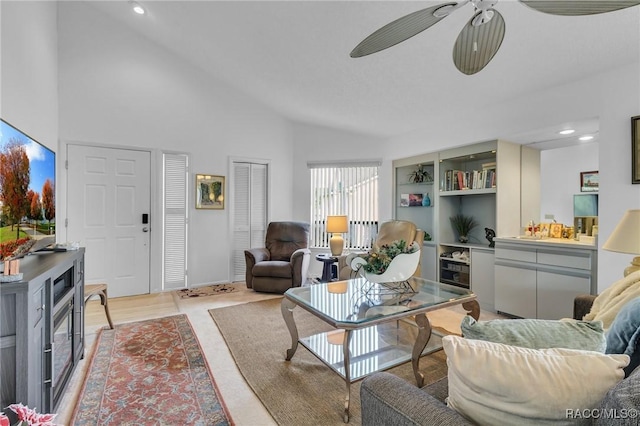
left=67, top=145, right=151, bottom=298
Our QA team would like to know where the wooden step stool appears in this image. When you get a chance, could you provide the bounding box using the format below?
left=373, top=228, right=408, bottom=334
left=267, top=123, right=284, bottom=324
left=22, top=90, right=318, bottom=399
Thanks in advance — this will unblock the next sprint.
left=84, top=283, right=114, bottom=329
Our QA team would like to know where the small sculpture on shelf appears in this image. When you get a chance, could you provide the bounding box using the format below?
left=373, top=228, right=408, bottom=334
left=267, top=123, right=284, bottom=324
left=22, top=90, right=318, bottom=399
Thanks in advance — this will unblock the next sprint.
left=485, top=227, right=496, bottom=248
left=408, top=164, right=433, bottom=184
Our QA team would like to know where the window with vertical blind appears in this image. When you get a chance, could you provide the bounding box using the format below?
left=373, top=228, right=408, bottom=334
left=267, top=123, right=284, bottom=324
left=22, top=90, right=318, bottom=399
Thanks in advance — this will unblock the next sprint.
left=308, top=161, right=380, bottom=250
left=163, top=152, right=189, bottom=289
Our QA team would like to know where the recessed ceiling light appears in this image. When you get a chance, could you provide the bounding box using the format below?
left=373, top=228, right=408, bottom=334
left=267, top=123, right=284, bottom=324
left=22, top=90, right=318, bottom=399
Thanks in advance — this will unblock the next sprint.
left=558, top=129, right=575, bottom=135
left=131, top=1, right=145, bottom=15
left=579, top=135, right=594, bottom=141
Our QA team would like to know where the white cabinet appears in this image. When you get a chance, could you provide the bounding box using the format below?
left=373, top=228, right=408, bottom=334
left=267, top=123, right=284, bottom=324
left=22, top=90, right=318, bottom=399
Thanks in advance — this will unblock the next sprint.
left=494, top=238, right=597, bottom=319
left=537, top=270, right=591, bottom=320
left=421, top=243, right=437, bottom=282
left=471, top=248, right=496, bottom=313
left=495, top=263, right=537, bottom=318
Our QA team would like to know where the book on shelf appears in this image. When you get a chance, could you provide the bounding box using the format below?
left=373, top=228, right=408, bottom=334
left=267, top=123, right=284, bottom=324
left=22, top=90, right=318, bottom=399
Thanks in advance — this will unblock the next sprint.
left=443, top=168, right=496, bottom=191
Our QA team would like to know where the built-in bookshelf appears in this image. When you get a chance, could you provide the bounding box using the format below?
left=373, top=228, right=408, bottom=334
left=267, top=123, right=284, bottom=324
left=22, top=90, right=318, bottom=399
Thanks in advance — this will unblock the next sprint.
left=393, top=139, right=540, bottom=312
left=392, top=153, right=437, bottom=241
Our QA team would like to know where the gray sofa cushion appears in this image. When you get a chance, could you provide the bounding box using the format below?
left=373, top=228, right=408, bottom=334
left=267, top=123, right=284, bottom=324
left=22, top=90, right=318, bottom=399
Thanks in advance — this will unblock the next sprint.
left=461, top=316, right=606, bottom=352
left=360, top=372, right=473, bottom=426
left=595, top=365, right=640, bottom=425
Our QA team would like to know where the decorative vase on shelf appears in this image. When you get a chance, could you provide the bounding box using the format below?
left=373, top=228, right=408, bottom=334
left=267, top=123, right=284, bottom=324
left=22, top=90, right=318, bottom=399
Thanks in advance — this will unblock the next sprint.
left=422, top=193, right=431, bottom=207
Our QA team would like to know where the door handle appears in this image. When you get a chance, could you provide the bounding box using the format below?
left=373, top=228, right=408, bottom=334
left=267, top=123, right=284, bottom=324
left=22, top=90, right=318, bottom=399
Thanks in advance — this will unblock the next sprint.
left=142, top=227, right=149, bottom=232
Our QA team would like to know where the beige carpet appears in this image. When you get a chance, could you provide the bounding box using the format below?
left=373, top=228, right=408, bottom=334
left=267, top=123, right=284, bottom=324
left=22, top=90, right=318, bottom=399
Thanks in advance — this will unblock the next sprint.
left=209, top=298, right=449, bottom=425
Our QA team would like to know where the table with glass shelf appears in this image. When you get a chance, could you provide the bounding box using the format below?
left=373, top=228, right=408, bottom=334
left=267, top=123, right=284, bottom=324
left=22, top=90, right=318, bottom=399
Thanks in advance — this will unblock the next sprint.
left=281, top=276, right=479, bottom=422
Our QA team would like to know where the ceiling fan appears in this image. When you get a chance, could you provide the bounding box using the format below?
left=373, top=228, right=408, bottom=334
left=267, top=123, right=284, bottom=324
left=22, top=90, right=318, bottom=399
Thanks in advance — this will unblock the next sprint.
left=350, top=0, right=640, bottom=75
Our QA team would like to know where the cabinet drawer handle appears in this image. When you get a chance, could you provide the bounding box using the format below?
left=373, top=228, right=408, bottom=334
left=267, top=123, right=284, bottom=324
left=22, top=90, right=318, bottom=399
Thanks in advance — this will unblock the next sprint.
left=36, top=304, right=45, bottom=312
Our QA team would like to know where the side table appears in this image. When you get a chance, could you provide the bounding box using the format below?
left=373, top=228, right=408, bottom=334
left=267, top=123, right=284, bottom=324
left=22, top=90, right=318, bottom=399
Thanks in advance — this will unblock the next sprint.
left=315, top=253, right=338, bottom=282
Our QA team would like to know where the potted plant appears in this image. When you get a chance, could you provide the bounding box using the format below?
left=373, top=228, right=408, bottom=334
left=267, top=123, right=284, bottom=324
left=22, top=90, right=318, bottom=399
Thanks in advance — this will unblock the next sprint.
left=450, top=214, right=478, bottom=243
left=408, top=164, right=433, bottom=184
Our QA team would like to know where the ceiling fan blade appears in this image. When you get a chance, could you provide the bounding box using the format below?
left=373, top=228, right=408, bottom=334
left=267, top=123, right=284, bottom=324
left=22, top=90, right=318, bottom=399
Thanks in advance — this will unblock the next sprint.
left=519, top=0, right=640, bottom=16
left=350, top=2, right=460, bottom=58
left=453, top=9, right=506, bottom=75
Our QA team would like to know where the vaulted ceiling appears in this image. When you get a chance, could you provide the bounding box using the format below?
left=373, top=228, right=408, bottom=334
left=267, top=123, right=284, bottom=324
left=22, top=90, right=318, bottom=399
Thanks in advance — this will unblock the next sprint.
left=82, top=1, right=640, bottom=144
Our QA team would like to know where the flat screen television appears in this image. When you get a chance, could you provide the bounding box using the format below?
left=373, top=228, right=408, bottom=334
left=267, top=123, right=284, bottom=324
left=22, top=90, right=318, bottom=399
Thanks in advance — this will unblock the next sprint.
left=573, top=193, right=598, bottom=217
left=0, top=118, right=56, bottom=259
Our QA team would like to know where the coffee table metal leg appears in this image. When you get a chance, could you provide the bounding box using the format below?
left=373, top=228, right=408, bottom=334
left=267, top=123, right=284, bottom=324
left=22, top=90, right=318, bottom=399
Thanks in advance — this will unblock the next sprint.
left=462, top=299, right=481, bottom=320
left=412, top=313, right=432, bottom=388
left=281, top=298, right=299, bottom=360
left=342, top=330, right=353, bottom=423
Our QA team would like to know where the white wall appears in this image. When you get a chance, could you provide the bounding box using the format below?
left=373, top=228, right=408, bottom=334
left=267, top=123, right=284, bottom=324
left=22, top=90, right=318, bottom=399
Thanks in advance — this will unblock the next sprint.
left=55, top=2, right=294, bottom=286
left=540, top=142, right=599, bottom=225
left=0, top=1, right=58, bottom=152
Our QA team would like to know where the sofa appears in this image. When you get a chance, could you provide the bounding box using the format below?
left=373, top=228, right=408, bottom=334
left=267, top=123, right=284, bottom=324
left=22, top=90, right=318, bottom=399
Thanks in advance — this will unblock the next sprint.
left=361, top=294, right=640, bottom=426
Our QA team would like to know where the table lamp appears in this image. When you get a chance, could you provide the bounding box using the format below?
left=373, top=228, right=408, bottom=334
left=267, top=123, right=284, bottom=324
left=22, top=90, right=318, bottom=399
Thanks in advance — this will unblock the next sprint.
left=326, top=215, right=348, bottom=256
left=602, top=209, right=640, bottom=276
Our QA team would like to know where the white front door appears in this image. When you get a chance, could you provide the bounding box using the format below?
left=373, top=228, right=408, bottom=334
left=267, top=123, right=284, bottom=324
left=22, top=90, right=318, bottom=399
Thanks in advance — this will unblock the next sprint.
left=67, top=145, right=151, bottom=298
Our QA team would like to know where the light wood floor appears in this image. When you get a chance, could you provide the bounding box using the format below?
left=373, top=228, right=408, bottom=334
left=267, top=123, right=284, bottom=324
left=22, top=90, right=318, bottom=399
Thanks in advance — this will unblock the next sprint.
left=56, top=284, right=503, bottom=425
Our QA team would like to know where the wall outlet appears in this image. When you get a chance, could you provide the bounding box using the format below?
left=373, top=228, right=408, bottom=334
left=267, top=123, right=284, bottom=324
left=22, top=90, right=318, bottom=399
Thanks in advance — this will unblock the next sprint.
left=544, top=214, right=555, bottom=220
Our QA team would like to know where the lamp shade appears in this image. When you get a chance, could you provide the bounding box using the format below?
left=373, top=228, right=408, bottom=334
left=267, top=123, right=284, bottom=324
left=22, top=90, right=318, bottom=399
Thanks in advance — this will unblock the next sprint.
left=326, top=215, right=348, bottom=233
left=603, top=209, right=640, bottom=277
left=603, top=210, right=640, bottom=255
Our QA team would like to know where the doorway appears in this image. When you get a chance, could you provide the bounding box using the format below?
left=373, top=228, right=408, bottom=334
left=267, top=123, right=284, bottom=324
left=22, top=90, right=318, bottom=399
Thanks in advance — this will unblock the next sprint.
left=67, top=145, right=151, bottom=298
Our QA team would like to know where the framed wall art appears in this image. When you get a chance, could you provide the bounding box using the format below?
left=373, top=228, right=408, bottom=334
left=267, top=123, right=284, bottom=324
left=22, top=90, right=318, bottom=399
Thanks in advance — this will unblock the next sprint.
left=549, top=223, right=563, bottom=239
left=195, top=174, right=225, bottom=209
left=633, top=115, right=640, bottom=184
left=580, top=171, right=598, bottom=192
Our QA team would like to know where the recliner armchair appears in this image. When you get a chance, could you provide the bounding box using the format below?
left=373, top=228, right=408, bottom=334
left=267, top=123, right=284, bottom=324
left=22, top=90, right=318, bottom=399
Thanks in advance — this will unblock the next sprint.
left=244, top=221, right=311, bottom=293
left=337, top=220, right=425, bottom=280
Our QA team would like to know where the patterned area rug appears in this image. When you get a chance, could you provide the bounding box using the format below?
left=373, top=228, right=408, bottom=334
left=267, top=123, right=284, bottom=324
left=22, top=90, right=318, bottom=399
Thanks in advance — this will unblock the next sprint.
left=71, top=315, right=233, bottom=426
left=175, top=283, right=239, bottom=299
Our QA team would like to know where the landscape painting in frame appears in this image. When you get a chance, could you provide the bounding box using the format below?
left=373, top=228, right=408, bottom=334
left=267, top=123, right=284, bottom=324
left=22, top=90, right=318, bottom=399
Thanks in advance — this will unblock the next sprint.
left=580, top=171, right=598, bottom=192
left=196, top=174, right=225, bottom=209
left=0, top=119, right=56, bottom=259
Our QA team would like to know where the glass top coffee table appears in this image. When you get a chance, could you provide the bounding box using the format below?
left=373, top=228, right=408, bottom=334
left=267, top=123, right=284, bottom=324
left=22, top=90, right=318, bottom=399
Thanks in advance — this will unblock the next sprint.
left=281, top=276, right=479, bottom=422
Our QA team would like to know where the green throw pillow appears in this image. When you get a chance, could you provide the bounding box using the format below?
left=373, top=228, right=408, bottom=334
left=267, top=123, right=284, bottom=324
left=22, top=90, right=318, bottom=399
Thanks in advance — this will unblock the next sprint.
left=461, top=316, right=606, bottom=352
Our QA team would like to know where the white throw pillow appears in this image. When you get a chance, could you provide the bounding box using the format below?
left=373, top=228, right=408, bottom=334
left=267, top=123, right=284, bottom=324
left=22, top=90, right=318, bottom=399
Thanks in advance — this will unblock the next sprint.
left=442, top=335, right=629, bottom=426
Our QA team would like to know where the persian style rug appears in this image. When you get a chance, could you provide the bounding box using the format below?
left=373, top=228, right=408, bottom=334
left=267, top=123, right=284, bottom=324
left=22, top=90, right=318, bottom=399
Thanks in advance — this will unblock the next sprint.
left=175, top=283, right=239, bottom=299
left=209, top=298, right=449, bottom=425
left=71, top=315, right=233, bottom=426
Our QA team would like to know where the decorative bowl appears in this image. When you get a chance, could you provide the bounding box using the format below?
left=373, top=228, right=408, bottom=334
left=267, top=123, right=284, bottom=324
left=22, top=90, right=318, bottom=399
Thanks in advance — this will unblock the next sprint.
left=350, top=245, right=420, bottom=283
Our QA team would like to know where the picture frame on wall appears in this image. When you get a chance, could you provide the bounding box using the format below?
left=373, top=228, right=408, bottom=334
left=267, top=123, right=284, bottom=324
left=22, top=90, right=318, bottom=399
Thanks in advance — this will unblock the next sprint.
left=195, top=174, right=225, bottom=209
left=633, top=115, right=640, bottom=184
left=580, top=171, right=599, bottom=192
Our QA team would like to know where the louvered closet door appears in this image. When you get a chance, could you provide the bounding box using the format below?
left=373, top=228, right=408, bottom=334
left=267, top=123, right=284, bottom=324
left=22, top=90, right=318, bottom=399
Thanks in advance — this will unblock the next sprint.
left=232, top=162, right=268, bottom=282
left=163, top=153, right=188, bottom=289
